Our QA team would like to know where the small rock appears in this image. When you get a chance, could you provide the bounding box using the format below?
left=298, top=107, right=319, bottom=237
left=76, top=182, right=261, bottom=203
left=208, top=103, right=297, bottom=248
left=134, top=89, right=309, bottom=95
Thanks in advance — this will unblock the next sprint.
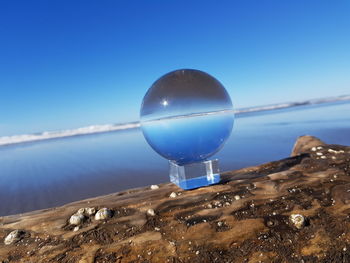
left=316, top=146, right=323, bottom=150
left=147, top=208, right=156, bottom=216
left=169, top=192, right=177, bottom=198
left=321, top=156, right=326, bottom=159
left=289, top=214, right=306, bottom=229
left=77, top=208, right=85, bottom=215
left=217, top=221, right=223, bottom=227
left=150, top=185, right=159, bottom=190
left=234, top=195, right=241, bottom=200
left=4, top=230, right=24, bottom=245
left=76, top=207, right=96, bottom=216
left=154, top=227, right=160, bottom=231
left=95, top=208, right=113, bottom=220
left=85, top=207, right=96, bottom=216
left=73, top=226, right=80, bottom=232
left=69, top=214, right=85, bottom=225
left=316, top=152, right=323, bottom=156
left=311, top=147, right=317, bottom=151
left=267, top=221, right=274, bottom=227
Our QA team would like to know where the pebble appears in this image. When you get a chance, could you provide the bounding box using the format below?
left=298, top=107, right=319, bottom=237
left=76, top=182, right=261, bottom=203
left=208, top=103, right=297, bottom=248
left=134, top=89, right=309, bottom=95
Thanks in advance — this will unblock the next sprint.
left=289, top=214, right=306, bottom=229
left=150, top=185, right=159, bottom=190
left=267, top=221, right=274, bottom=227
left=316, top=152, right=323, bottom=156
left=217, top=221, right=223, bottom=227
left=85, top=207, right=96, bottom=216
left=69, top=213, right=85, bottom=225
left=311, top=147, right=317, bottom=151
left=73, top=226, right=80, bottom=232
left=95, top=208, right=113, bottom=220
left=328, top=149, right=345, bottom=154
left=169, top=192, right=177, bottom=198
left=147, top=208, right=156, bottom=216
left=321, top=156, right=326, bottom=159
left=4, top=230, right=24, bottom=245
left=317, top=146, right=323, bottom=150
left=77, top=207, right=96, bottom=216
left=77, top=208, right=85, bottom=215
left=234, top=195, right=241, bottom=200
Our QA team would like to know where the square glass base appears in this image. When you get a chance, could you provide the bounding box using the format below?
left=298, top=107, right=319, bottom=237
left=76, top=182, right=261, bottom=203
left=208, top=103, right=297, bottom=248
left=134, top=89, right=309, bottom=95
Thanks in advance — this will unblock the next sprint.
left=169, top=159, right=221, bottom=190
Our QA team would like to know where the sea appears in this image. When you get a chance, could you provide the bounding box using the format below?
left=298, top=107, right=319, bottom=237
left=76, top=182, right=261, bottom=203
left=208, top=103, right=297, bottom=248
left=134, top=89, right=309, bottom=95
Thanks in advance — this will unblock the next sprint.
left=0, top=100, right=349, bottom=216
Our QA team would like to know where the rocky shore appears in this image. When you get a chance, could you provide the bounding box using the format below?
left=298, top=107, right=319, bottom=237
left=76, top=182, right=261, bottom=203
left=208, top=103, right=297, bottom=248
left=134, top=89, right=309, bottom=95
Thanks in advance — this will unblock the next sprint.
left=0, top=135, right=349, bottom=263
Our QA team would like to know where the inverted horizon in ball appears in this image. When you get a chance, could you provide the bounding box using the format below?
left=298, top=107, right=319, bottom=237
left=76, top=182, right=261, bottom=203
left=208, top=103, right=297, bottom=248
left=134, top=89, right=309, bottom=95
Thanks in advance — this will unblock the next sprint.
left=140, top=69, right=234, bottom=165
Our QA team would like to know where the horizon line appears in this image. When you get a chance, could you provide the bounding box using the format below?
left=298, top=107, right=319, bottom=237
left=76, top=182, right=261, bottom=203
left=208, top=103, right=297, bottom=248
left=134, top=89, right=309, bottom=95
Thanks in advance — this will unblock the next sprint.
left=1, top=94, right=349, bottom=147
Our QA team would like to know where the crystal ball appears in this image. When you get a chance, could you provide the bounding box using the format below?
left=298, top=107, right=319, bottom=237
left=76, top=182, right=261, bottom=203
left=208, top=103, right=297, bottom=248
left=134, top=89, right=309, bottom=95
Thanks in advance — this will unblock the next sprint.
left=140, top=69, right=234, bottom=165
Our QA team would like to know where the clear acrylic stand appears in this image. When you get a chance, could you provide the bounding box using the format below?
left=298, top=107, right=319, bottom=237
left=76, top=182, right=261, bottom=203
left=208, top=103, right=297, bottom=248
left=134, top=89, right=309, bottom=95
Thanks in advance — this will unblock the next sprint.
left=169, top=159, right=221, bottom=190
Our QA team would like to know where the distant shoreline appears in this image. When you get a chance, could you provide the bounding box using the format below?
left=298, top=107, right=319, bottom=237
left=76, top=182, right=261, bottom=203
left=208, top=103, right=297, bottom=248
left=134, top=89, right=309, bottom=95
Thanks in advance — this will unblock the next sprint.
left=1, top=94, right=349, bottom=147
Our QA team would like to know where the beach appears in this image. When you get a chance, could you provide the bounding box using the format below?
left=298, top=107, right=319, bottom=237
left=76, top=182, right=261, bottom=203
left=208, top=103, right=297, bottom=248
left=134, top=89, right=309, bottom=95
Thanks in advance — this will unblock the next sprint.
left=0, top=100, right=350, bottom=216
left=0, top=135, right=349, bottom=262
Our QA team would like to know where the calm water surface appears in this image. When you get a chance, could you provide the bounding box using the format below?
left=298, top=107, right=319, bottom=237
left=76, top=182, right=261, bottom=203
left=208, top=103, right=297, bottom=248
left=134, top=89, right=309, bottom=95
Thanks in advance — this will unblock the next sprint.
left=0, top=101, right=349, bottom=216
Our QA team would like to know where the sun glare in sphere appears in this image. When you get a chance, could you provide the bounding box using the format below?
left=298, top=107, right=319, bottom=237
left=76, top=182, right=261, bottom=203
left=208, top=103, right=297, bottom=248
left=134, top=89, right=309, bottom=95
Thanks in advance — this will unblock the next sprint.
left=162, top=99, right=169, bottom=106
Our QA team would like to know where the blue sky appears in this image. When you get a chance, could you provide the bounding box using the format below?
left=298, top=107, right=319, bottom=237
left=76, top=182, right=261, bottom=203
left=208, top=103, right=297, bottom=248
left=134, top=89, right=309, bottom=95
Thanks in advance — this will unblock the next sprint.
left=0, top=0, right=349, bottom=136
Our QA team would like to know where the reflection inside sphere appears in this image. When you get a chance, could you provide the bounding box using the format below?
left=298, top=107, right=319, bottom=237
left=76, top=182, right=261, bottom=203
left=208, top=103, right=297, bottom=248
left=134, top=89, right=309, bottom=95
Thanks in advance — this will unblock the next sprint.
left=140, top=69, right=234, bottom=165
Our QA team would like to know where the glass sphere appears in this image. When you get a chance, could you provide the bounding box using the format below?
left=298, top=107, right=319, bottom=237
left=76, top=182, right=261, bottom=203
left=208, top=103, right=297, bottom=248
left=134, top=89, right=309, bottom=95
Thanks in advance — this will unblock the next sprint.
left=140, top=69, right=234, bottom=165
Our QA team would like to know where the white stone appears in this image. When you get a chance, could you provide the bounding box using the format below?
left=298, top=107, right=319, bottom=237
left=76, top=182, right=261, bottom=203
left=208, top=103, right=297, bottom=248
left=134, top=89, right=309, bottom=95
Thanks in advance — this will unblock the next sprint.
left=76, top=207, right=96, bottom=216
left=150, top=185, right=159, bottom=190
left=85, top=207, right=96, bottom=216
left=73, top=226, right=80, bottom=232
left=169, top=192, right=177, bottom=198
left=316, top=152, right=323, bottom=156
left=311, top=147, right=317, bottom=151
left=77, top=208, right=85, bottom=215
left=69, top=213, right=85, bottom=225
left=316, top=146, right=323, bottom=150
left=328, top=149, right=344, bottom=154
left=234, top=195, right=241, bottom=200
left=289, top=214, right=305, bottom=229
left=321, top=156, right=326, bottom=159
left=94, top=208, right=113, bottom=220
left=4, top=230, right=24, bottom=245
left=147, top=208, right=156, bottom=216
